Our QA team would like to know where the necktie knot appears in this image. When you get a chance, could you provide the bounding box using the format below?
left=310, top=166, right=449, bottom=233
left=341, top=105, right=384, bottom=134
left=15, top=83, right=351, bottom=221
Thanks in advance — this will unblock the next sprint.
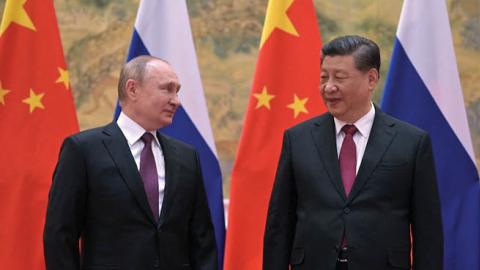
left=141, top=132, right=155, bottom=145
left=342, top=125, right=357, bottom=137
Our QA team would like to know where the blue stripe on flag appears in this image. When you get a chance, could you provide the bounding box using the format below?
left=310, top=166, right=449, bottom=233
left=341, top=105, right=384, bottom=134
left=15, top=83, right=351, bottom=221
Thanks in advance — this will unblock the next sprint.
left=128, top=30, right=150, bottom=61
left=382, top=39, right=480, bottom=270
left=162, top=106, right=225, bottom=263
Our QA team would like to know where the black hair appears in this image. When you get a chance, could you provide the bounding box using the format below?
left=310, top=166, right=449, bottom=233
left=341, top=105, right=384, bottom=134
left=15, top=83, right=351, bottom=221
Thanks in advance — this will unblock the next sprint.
left=321, top=35, right=381, bottom=73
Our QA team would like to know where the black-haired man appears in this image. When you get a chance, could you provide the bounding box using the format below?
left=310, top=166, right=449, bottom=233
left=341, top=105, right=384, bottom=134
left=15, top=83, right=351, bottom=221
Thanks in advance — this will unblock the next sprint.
left=264, top=35, right=443, bottom=270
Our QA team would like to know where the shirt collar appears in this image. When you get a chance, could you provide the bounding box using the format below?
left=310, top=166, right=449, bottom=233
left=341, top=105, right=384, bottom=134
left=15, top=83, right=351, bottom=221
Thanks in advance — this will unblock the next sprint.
left=334, top=103, right=375, bottom=138
left=117, top=112, right=159, bottom=146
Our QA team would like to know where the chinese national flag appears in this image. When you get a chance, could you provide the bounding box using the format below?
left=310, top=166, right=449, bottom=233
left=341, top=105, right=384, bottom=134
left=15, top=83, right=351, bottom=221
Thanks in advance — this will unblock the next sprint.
left=224, top=0, right=325, bottom=269
left=0, top=0, right=79, bottom=269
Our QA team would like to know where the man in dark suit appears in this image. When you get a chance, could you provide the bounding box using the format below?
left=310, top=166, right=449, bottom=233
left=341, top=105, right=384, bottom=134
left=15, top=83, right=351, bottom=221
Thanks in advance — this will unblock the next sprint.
left=263, top=35, right=443, bottom=270
left=44, top=55, right=217, bottom=270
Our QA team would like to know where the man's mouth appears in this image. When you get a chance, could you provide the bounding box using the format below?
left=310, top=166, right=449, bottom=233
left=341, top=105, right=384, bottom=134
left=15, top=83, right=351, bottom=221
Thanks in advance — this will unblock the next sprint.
left=325, top=98, right=341, bottom=105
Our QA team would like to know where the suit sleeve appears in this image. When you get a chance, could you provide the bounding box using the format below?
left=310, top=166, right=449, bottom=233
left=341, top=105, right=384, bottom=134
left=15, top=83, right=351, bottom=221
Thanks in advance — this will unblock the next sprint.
left=411, top=133, right=443, bottom=270
left=263, top=131, right=297, bottom=270
left=189, top=151, right=218, bottom=270
left=44, top=137, right=87, bottom=270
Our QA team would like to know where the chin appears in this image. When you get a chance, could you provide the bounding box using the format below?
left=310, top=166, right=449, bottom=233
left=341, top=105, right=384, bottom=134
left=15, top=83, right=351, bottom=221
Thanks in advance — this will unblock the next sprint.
left=327, top=106, right=341, bottom=115
left=160, top=118, right=173, bottom=127
left=328, top=109, right=346, bottom=120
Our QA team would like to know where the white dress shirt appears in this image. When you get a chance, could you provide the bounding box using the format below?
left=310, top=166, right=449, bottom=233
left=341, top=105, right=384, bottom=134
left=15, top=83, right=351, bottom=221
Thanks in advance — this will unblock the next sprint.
left=117, top=112, right=165, bottom=217
left=334, top=103, right=375, bottom=173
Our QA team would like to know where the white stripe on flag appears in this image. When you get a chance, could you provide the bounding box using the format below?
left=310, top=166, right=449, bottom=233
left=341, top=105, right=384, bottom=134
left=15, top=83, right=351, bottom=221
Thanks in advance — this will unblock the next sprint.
left=134, top=0, right=218, bottom=156
left=396, top=0, right=475, bottom=162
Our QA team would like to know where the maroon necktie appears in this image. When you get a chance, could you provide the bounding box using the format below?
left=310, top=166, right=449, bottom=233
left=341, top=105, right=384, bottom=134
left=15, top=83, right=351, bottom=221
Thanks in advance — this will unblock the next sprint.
left=339, top=125, right=358, bottom=196
left=139, top=132, right=159, bottom=221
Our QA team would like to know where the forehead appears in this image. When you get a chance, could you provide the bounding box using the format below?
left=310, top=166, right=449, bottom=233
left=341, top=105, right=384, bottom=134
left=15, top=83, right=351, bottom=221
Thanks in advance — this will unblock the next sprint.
left=145, top=60, right=179, bottom=82
left=321, top=55, right=357, bottom=72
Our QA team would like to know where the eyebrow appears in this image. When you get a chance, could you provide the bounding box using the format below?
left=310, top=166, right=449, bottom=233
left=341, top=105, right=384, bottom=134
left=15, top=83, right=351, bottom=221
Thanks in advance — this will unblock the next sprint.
left=166, top=82, right=181, bottom=92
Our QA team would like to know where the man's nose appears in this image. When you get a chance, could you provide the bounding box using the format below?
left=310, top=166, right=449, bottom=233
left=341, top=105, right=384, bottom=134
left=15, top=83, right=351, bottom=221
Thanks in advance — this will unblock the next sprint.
left=170, top=94, right=181, bottom=106
left=323, top=79, right=338, bottom=93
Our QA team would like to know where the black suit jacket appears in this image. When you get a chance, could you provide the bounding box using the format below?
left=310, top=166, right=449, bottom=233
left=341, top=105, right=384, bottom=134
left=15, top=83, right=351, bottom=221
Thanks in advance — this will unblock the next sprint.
left=44, top=122, right=217, bottom=270
left=264, top=107, right=443, bottom=270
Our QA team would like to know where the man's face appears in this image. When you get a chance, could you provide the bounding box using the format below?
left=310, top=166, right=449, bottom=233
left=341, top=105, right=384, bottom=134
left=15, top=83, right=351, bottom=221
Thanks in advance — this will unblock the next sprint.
left=133, top=60, right=181, bottom=131
left=320, top=55, right=377, bottom=123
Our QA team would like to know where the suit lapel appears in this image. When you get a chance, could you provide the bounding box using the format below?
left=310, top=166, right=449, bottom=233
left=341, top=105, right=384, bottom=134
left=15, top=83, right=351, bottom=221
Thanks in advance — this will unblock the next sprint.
left=311, top=114, right=346, bottom=200
left=347, top=109, right=397, bottom=202
left=157, top=132, right=179, bottom=227
left=102, top=122, right=157, bottom=225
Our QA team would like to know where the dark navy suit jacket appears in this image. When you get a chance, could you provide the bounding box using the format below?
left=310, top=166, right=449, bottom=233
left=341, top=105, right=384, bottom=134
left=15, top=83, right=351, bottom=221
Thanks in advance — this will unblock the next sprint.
left=264, top=107, right=443, bottom=270
left=44, top=122, right=217, bottom=270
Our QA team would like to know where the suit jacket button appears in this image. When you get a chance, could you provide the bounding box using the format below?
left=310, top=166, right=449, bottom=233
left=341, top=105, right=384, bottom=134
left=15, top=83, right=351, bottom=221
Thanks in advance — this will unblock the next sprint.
left=343, top=207, right=351, bottom=214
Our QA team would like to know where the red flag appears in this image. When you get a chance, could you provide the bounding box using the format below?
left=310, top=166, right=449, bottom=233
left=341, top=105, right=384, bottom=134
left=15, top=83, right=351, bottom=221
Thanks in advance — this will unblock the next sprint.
left=224, top=0, right=325, bottom=269
left=0, top=0, right=79, bottom=268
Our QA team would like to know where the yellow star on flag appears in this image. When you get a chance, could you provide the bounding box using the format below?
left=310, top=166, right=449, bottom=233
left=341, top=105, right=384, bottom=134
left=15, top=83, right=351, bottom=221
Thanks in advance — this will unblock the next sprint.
left=55, top=67, right=70, bottom=90
left=260, top=0, right=299, bottom=48
left=22, top=89, right=45, bottom=113
left=253, top=87, right=275, bottom=110
left=287, top=94, right=308, bottom=118
left=0, top=83, right=11, bottom=106
left=0, top=0, right=36, bottom=36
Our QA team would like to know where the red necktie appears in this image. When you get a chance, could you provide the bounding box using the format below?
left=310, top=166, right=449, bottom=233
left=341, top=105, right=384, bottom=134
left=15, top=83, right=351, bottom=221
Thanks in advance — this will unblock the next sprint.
left=339, top=125, right=357, bottom=247
left=139, top=132, right=159, bottom=221
left=339, top=125, right=357, bottom=196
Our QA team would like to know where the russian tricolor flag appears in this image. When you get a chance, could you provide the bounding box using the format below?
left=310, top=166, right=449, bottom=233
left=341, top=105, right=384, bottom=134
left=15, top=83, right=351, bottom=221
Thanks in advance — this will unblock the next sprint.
left=381, top=0, right=480, bottom=269
left=114, top=0, right=225, bottom=267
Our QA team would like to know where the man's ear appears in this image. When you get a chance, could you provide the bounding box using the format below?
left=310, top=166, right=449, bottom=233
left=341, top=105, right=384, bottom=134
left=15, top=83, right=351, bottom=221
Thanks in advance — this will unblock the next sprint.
left=367, top=68, right=379, bottom=91
left=125, top=79, right=138, bottom=100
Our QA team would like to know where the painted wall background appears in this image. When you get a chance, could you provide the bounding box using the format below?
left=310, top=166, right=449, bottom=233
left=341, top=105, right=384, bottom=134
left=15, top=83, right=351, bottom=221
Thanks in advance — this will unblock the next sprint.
left=1, top=0, right=479, bottom=196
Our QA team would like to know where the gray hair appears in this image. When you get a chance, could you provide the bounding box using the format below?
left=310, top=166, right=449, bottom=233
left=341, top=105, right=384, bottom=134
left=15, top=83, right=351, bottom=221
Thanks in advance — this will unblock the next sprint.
left=117, top=55, right=169, bottom=101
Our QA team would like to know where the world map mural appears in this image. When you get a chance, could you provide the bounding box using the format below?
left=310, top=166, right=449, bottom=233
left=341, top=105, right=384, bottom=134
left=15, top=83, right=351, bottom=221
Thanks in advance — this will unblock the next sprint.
left=1, top=0, right=479, bottom=195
